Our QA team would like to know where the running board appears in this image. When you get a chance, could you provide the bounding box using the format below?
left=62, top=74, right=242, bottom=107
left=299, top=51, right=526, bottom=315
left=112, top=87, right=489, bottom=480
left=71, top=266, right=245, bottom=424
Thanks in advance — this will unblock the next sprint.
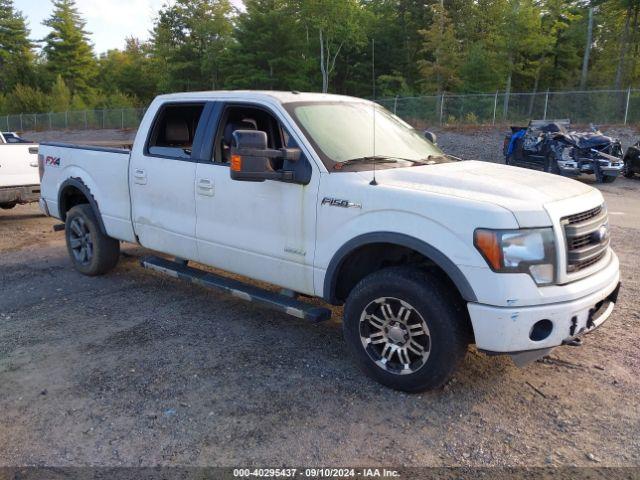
left=140, top=256, right=331, bottom=324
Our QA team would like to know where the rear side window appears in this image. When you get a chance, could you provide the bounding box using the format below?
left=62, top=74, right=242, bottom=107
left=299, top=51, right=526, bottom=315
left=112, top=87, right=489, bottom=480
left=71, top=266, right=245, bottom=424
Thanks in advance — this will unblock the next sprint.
left=147, top=104, right=205, bottom=159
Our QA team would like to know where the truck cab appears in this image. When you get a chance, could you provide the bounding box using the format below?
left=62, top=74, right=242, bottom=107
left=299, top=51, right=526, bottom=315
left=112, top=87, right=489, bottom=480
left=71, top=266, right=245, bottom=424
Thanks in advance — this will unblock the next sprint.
left=38, top=91, right=621, bottom=392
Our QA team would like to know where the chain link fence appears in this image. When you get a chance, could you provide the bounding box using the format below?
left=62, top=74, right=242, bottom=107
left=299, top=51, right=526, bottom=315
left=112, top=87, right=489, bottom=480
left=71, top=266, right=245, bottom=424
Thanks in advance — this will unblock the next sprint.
left=0, top=108, right=146, bottom=132
left=378, top=88, right=639, bottom=126
left=1, top=89, right=639, bottom=132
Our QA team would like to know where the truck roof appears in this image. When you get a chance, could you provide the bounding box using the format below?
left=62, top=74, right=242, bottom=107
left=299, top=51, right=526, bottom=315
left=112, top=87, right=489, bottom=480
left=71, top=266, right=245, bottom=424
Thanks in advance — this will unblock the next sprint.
left=155, top=90, right=371, bottom=105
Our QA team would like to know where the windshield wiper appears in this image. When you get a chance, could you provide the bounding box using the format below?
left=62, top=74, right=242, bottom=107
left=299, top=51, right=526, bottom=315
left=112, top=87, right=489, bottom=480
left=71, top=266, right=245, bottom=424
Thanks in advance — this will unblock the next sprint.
left=334, top=156, right=400, bottom=169
left=334, top=154, right=449, bottom=170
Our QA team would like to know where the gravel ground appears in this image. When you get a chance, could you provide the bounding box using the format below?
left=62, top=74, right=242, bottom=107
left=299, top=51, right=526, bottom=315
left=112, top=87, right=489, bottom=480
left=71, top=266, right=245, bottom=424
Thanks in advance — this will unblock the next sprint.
left=1, top=128, right=639, bottom=468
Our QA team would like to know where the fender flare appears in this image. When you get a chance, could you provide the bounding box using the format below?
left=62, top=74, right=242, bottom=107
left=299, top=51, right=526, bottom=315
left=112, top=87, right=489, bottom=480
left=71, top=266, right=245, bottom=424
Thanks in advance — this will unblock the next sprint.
left=57, top=177, right=107, bottom=235
left=322, top=232, right=478, bottom=304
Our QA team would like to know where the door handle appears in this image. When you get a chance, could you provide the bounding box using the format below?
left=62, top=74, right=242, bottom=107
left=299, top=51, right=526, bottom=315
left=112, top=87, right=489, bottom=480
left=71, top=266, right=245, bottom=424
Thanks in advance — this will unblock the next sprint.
left=197, top=178, right=214, bottom=196
left=133, top=168, right=147, bottom=185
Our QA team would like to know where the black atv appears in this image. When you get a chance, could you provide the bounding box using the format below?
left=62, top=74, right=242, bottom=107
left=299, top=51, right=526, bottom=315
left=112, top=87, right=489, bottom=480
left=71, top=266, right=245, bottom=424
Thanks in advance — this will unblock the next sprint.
left=503, top=120, right=624, bottom=183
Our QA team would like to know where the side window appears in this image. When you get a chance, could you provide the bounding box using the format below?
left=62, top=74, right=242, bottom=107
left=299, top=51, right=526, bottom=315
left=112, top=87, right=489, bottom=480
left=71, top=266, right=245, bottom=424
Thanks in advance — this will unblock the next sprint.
left=146, top=103, right=205, bottom=159
left=214, top=105, right=287, bottom=168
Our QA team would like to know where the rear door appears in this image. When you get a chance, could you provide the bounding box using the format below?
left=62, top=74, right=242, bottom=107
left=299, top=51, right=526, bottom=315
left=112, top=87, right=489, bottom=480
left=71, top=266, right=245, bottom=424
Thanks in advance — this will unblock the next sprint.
left=129, top=102, right=213, bottom=260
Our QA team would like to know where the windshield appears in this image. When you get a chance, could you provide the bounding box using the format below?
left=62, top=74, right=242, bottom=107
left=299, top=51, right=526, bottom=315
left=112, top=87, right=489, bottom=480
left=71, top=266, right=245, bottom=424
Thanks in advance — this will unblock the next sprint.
left=285, top=101, right=448, bottom=171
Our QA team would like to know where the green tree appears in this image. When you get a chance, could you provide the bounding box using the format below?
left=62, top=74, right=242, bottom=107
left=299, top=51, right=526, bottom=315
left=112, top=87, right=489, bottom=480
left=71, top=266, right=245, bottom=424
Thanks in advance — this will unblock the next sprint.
left=0, top=0, right=34, bottom=92
left=151, top=0, right=234, bottom=92
left=225, top=0, right=314, bottom=91
left=418, top=3, right=461, bottom=93
left=298, top=0, right=368, bottom=93
left=4, top=84, right=48, bottom=114
left=98, top=38, right=158, bottom=104
left=50, top=75, right=71, bottom=111
left=42, top=0, right=97, bottom=93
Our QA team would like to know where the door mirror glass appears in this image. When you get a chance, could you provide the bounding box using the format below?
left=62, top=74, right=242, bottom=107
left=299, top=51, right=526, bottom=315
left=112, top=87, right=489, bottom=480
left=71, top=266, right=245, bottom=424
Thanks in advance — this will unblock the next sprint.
left=230, top=130, right=300, bottom=182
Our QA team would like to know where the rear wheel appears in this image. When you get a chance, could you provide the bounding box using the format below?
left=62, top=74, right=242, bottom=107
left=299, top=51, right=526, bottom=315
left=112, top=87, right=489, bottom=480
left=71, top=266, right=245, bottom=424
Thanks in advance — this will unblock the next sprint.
left=65, top=204, right=120, bottom=276
left=343, top=267, right=469, bottom=392
left=0, top=202, right=17, bottom=210
left=623, top=163, right=634, bottom=178
left=505, top=154, right=516, bottom=166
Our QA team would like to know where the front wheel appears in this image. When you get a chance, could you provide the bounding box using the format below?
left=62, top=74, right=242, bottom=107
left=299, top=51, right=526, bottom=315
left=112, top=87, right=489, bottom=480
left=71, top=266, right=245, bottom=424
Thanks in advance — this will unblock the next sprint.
left=343, top=267, right=469, bottom=392
left=65, top=204, right=120, bottom=276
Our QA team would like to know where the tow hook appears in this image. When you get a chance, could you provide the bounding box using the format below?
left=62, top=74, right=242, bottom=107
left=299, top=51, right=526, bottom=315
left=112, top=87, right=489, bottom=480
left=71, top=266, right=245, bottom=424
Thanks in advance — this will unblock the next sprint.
left=563, top=337, right=583, bottom=347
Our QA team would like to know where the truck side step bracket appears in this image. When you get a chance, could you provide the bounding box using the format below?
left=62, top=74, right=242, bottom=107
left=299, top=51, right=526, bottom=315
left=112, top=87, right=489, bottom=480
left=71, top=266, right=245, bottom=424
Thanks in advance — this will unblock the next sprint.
left=140, top=256, right=331, bottom=324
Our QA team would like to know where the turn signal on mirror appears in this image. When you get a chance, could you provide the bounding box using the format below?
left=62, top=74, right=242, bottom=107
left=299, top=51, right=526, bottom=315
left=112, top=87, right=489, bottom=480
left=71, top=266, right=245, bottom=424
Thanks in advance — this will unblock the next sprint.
left=230, top=154, right=242, bottom=171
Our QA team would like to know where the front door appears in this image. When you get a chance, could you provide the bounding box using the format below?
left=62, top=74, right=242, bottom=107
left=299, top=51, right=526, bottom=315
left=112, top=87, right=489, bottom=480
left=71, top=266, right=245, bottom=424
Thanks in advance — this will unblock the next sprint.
left=130, top=102, right=209, bottom=260
left=194, top=103, right=318, bottom=295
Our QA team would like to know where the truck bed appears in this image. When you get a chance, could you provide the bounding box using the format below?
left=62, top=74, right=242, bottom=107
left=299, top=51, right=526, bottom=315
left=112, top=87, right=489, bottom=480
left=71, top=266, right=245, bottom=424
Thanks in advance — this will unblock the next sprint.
left=39, top=142, right=136, bottom=243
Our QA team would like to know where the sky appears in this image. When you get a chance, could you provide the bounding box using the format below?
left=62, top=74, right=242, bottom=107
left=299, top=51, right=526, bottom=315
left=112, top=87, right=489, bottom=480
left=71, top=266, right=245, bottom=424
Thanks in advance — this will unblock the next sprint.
left=14, top=0, right=244, bottom=55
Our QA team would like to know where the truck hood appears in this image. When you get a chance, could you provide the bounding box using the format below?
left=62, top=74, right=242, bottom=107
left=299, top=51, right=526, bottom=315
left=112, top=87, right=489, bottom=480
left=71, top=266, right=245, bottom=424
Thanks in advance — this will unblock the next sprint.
left=361, top=160, right=595, bottom=227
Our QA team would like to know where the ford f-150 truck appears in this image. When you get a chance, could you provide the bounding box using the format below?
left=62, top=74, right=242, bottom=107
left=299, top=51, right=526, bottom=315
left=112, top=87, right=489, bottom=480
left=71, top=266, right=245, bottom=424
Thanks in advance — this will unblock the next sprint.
left=0, top=131, right=40, bottom=209
left=38, top=91, right=621, bottom=392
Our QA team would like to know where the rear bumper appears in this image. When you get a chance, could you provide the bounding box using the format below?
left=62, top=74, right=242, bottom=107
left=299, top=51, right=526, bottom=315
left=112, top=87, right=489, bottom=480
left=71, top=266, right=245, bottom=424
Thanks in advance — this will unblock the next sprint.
left=467, top=265, right=620, bottom=353
left=0, top=185, right=40, bottom=205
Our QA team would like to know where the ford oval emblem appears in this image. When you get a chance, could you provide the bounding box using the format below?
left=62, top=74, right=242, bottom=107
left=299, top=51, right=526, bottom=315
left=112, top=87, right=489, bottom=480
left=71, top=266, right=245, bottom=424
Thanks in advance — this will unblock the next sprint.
left=593, top=225, right=609, bottom=243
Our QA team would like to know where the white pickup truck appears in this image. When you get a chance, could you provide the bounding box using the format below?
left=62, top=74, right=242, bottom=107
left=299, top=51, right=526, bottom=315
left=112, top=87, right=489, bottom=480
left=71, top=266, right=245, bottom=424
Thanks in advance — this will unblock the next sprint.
left=0, top=132, right=40, bottom=209
left=38, top=91, right=621, bottom=392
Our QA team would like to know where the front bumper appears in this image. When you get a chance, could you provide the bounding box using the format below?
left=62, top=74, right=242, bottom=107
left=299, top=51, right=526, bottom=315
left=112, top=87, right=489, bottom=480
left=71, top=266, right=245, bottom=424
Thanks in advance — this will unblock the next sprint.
left=599, top=161, right=625, bottom=174
left=467, top=268, right=620, bottom=353
left=0, top=185, right=40, bottom=205
left=557, top=159, right=624, bottom=176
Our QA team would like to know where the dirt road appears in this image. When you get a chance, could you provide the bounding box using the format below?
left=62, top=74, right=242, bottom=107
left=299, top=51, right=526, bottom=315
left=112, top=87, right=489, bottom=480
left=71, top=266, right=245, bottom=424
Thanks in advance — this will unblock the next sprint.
left=0, top=133, right=639, bottom=467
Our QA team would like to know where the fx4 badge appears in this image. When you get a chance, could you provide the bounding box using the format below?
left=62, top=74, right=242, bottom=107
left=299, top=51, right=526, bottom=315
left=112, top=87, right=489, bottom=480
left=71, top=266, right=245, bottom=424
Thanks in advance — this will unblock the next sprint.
left=321, top=197, right=362, bottom=209
left=45, top=156, right=61, bottom=167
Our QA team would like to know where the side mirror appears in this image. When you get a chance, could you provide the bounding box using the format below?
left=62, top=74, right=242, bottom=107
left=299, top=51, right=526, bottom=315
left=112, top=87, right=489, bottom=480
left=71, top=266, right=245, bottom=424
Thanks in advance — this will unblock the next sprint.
left=230, top=130, right=300, bottom=183
left=424, top=131, right=437, bottom=145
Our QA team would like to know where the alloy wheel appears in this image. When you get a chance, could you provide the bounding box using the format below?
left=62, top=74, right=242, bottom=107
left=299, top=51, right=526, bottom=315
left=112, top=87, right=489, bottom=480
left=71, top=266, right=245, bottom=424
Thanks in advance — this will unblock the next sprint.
left=359, top=297, right=431, bottom=375
left=69, top=217, right=93, bottom=265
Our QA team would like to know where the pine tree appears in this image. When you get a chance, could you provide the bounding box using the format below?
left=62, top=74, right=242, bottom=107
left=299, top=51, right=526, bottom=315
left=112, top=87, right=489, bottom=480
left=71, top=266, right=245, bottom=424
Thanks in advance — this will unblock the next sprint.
left=0, top=0, right=34, bottom=91
left=418, top=3, right=461, bottom=93
left=42, top=0, right=96, bottom=93
left=225, top=0, right=314, bottom=91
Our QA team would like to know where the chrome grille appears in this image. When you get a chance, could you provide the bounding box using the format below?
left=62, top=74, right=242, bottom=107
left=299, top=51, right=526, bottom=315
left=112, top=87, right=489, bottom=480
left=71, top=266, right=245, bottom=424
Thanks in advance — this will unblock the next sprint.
left=562, top=205, right=609, bottom=273
left=565, top=205, right=602, bottom=225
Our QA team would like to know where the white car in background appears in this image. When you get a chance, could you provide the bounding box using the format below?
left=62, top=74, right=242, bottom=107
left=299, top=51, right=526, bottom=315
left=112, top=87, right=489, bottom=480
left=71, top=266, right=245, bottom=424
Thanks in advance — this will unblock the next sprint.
left=0, top=131, right=40, bottom=209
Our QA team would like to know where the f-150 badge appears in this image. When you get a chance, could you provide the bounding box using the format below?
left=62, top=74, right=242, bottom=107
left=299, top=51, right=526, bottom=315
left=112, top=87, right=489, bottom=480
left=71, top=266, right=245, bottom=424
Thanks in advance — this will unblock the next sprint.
left=321, top=197, right=362, bottom=209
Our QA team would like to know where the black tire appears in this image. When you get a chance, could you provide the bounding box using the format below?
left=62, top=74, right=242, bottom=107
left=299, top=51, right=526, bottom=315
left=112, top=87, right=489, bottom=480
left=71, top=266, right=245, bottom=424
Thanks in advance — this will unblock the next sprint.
left=544, top=153, right=561, bottom=175
left=65, top=204, right=120, bottom=276
left=0, top=202, right=17, bottom=210
left=623, top=163, right=634, bottom=178
left=343, top=266, right=469, bottom=392
left=505, top=154, right=516, bottom=166
left=600, top=175, right=616, bottom=184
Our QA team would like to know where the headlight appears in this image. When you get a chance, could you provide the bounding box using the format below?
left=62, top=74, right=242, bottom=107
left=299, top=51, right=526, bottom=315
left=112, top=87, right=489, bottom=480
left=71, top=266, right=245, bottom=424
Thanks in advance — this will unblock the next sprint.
left=474, top=228, right=556, bottom=285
